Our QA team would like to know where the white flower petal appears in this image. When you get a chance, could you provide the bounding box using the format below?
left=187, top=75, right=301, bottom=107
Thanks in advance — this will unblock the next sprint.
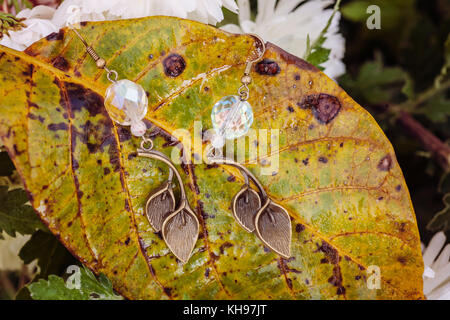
left=222, top=0, right=239, bottom=13
left=424, top=263, right=450, bottom=295
left=0, top=232, right=31, bottom=271
left=433, top=244, right=450, bottom=270
left=423, top=265, right=435, bottom=278
left=423, top=231, right=446, bottom=266
left=220, top=23, right=244, bottom=34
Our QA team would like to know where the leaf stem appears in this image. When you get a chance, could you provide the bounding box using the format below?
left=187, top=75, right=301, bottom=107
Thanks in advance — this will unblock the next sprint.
left=397, top=111, right=450, bottom=171
left=372, top=79, right=450, bottom=171
left=393, top=79, right=450, bottom=114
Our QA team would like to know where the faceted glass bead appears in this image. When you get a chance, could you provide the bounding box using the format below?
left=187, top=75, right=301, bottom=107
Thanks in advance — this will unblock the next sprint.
left=211, top=95, right=253, bottom=140
left=104, top=79, right=148, bottom=125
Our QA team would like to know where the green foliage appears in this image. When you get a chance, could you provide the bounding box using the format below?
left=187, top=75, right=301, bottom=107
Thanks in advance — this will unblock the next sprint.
left=416, top=94, right=450, bottom=123
left=339, top=58, right=412, bottom=105
left=0, top=185, right=47, bottom=239
left=0, top=151, right=15, bottom=176
left=304, top=0, right=341, bottom=70
left=28, top=266, right=123, bottom=300
left=427, top=172, right=450, bottom=232
left=19, top=230, right=78, bottom=280
left=0, top=12, right=25, bottom=38
left=435, top=35, right=450, bottom=88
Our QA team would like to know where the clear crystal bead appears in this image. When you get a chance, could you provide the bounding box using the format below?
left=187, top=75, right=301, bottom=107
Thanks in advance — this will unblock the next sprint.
left=130, top=120, right=147, bottom=137
left=104, top=79, right=148, bottom=126
left=211, top=95, right=253, bottom=140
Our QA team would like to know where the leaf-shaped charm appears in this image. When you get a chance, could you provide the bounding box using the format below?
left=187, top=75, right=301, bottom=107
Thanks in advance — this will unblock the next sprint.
left=162, top=203, right=199, bottom=263
left=145, top=180, right=175, bottom=232
left=254, top=199, right=292, bottom=259
left=232, top=186, right=261, bottom=232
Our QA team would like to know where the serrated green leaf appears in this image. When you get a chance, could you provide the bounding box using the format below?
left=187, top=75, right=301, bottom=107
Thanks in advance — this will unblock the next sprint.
left=28, top=275, right=85, bottom=300
left=19, top=230, right=77, bottom=279
left=0, top=186, right=47, bottom=237
left=305, top=47, right=331, bottom=71
left=416, top=94, right=450, bottom=123
left=304, top=0, right=341, bottom=69
left=339, top=59, right=412, bottom=105
left=28, top=266, right=123, bottom=300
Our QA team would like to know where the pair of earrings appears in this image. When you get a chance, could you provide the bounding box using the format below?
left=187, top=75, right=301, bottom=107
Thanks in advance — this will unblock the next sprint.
left=70, top=25, right=292, bottom=264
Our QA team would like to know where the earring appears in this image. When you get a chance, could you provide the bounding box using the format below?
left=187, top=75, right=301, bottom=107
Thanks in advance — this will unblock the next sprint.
left=207, top=34, right=292, bottom=259
left=138, top=138, right=199, bottom=264
left=69, top=25, right=199, bottom=264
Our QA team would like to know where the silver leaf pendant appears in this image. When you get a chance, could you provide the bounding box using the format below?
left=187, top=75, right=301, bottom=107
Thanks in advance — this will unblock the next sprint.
left=232, top=185, right=261, bottom=232
left=208, top=149, right=292, bottom=259
left=254, top=199, right=292, bottom=259
left=145, top=180, right=175, bottom=232
left=138, top=147, right=199, bottom=264
left=162, top=200, right=199, bottom=264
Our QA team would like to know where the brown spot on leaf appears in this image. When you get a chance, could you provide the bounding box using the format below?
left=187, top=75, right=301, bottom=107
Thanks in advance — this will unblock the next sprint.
left=377, top=154, right=392, bottom=171
left=286, top=278, right=293, bottom=290
left=163, top=287, right=172, bottom=297
left=52, top=56, right=70, bottom=72
left=397, top=256, right=408, bottom=265
left=22, top=64, right=34, bottom=77
left=163, top=54, right=186, bottom=77
left=255, top=59, right=280, bottom=76
left=318, top=156, right=328, bottom=163
left=46, top=30, right=64, bottom=41
left=47, top=122, right=68, bottom=131
left=295, top=224, right=305, bottom=233
left=28, top=113, right=44, bottom=123
left=300, top=94, right=342, bottom=124
left=317, top=241, right=346, bottom=296
left=61, top=81, right=105, bottom=117
left=219, top=242, right=233, bottom=254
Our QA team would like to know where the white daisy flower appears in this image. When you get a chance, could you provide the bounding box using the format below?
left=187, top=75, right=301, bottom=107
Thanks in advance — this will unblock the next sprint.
left=422, top=231, right=450, bottom=300
left=221, top=0, right=346, bottom=79
left=51, top=0, right=238, bottom=28
left=0, top=5, right=58, bottom=51
left=1, top=0, right=238, bottom=51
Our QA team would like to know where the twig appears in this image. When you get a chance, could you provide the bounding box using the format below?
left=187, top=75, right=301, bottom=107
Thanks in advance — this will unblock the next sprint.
left=372, top=79, right=450, bottom=171
left=392, top=79, right=450, bottom=114
left=397, top=111, right=450, bottom=171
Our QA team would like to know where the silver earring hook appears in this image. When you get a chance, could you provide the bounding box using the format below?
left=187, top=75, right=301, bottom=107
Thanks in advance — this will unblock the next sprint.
left=237, top=33, right=266, bottom=101
left=246, top=33, right=266, bottom=65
